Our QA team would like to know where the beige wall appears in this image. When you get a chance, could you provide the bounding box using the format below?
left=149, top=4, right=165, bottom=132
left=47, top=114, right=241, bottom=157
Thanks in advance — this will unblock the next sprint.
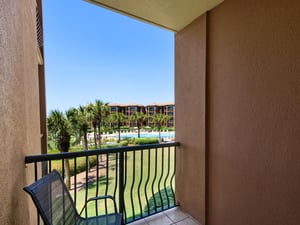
left=0, top=0, right=43, bottom=224
left=175, top=14, right=207, bottom=224
left=176, top=0, right=300, bottom=224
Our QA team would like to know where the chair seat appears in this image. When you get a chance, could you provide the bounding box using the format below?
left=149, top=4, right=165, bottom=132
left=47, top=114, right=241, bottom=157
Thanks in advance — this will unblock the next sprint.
left=77, top=213, right=122, bottom=225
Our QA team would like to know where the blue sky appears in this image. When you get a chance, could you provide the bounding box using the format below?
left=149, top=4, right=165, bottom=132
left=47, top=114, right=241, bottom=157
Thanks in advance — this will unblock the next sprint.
left=43, top=0, right=174, bottom=113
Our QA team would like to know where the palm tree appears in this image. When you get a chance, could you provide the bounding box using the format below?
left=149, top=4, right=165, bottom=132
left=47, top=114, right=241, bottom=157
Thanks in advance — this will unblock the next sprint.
left=66, top=107, right=90, bottom=148
left=87, top=100, right=109, bottom=162
left=67, top=106, right=91, bottom=170
left=100, top=103, right=110, bottom=136
left=66, top=107, right=80, bottom=145
left=47, top=110, right=71, bottom=189
left=109, top=112, right=127, bottom=143
left=130, top=111, right=148, bottom=138
left=77, top=106, right=90, bottom=151
left=151, top=113, right=171, bottom=141
left=87, top=103, right=98, bottom=148
left=88, top=100, right=109, bottom=148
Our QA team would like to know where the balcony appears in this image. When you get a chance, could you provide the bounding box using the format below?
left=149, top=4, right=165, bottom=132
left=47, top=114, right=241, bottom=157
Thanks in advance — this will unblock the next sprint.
left=24, top=142, right=200, bottom=225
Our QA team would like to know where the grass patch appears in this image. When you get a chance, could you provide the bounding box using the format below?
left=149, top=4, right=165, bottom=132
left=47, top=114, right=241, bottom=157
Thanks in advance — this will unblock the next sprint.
left=72, top=147, right=176, bottom=220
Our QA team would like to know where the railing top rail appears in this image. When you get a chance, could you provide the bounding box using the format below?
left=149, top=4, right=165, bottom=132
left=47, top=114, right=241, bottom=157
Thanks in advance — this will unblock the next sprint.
left=25, top=142, right=180, bottom=164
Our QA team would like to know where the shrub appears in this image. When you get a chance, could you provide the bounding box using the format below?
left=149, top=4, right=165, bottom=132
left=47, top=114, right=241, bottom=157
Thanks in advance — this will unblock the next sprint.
left=107, top=137, right=116, bottom=142
left=143, top=186, right=175, bottom=214
left=133, top=138, right=159, bottom=145
left=70, top=145, right=86, bottom=151
left=106, top=143, right=119, bottom=148
left=161, top=126, right=168, bottom=131
left=50, top=155, right=97, bottom=176
left=123, top=138, right=135, bottom=144
left=119, top=140, right=129, bottom=146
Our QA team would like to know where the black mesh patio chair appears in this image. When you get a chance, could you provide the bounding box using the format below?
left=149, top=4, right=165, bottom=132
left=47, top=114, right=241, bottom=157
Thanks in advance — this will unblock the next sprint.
left=24, top=170, right=122, bottom=225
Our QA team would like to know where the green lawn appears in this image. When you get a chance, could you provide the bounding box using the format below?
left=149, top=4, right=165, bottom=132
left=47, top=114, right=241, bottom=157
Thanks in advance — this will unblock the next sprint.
left=72, top=147, right=176, bottom=220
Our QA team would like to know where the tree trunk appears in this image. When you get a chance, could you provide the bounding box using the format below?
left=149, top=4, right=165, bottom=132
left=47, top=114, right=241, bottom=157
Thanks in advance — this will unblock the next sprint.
left=93, top=126, right=98, bottom=148
left=118, top=123, right=121, bottom=143
left=84, top=132, right=89, bottom=150
left=84, top=132, right=90, bottom=171
left=97, top=121, right=104, bottom=162
left=64, top=158, right=71, bottom=190
left=137, top=122, right=141, bottom=138
left=158, top=126, right=162, bottom=142
left=97, top=121, right=101, bottom=148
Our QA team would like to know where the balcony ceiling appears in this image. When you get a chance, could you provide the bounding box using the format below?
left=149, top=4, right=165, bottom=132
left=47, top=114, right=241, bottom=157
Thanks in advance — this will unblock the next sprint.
left=85, top=0, right=224, bottom=32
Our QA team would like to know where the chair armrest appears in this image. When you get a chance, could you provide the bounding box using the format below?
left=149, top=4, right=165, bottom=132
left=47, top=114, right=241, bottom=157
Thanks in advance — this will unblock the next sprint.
left=79, top=195, right=118, bottom=216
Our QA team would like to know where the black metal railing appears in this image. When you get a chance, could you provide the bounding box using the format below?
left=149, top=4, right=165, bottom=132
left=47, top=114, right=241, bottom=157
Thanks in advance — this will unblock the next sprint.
left=25, top=142, right=180, bottom=224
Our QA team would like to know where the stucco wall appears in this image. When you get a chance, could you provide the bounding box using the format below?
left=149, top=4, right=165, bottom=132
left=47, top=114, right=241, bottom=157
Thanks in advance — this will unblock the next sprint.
left=207, top=0, right=300, bottom=224
left=0, top=0, right=42, bottom=224
left=176, top=0, right=300, bottom=224
left=175, top=15, right=207, bottom=224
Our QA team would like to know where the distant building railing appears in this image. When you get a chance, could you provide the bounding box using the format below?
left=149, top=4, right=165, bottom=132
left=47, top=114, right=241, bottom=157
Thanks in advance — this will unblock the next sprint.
left=25, top=142, right=180, bottom=224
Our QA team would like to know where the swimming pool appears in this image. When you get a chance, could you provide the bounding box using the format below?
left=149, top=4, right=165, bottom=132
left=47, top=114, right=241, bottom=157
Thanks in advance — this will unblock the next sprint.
left=118, top=131, right=175, bottom=139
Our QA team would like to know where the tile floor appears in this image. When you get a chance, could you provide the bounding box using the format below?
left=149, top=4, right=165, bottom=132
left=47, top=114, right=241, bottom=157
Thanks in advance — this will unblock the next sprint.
left=128, top=207, right=201, bottom=225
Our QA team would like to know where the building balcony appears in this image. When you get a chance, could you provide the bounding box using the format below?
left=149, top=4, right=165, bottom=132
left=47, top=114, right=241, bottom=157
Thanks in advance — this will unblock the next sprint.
left=24, top=142, right=200, bottom=225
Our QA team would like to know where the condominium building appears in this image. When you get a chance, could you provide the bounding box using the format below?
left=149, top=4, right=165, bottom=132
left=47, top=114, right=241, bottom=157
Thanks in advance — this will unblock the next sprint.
left=146, top=102, right=175, bottom=127
left=109, top=102, right=175, bottom=128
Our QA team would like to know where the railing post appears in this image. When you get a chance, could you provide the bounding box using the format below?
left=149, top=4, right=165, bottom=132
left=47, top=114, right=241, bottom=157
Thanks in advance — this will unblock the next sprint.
left=41, top=161, right=48, bottom=176
left=119, top=150, right=125, bottom=224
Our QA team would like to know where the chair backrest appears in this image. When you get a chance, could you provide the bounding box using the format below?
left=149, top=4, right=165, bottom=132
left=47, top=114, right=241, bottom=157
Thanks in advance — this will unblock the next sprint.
left=24, top=170, right=79, bottom=225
